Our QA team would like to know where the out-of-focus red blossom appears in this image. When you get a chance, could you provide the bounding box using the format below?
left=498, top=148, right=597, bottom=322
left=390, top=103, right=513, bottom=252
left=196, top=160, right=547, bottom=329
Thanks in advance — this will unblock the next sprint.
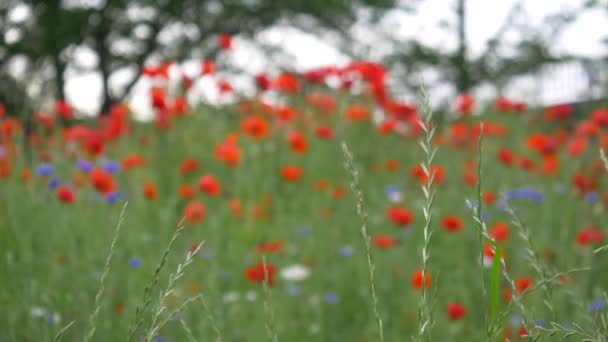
left=442, top=215, right=464, bottom=232
left=518, top=157, right=535, bottom=172
left=386, top=207, right=414, bottom=227
left=490, top=222, right=510, bottom=243
left=142, top=180, right=158, bottom=201
left=229, top=198, right=244, bottom=218
left=497, top=147, right=515, bottom=166
left=446, top=301, right=466, bottom=320
left=373, top=235, right=396, bottom=249
left=180, top=158, right=199, bottom=175
left=315, top=125, right=334, bottom=140
left=382, top=100, right=417, bottom=121
left=21, top=168, right=31, bottom=182
left=287, top=130, right=307, bottom=154
left=218, top=33, right=232, bottom=50
left=214, top=133, right=241, bottom=168
left=306, top=93, right=336, bottom=113
left=411, top=269, right=431, bottom=289
left=198, top=174, right=221, bottom=197
left=575, top=121, right=600, bottom=138
left=385, top=159, right=400, bottom=171
left=275, top=106, right=297, bottom=122
left=410, top=164, right=445, bottom=185
left=181, top=75, right=193, bottom=90
left=178, top=184, right=195, bottom=199
left=121, top=153, right=145, bottom=171
left=150, top=86, right=167, bottom=110
left=576, top=227, right=604, bottom=246
left=483, top=191, right=496, bottom=205
left=90, top=169, right=114, bottom=194
left=0, top=102, right=5, bottom=117
left=515, top=276, right=534, bottom=294
left=344, top=105, right=370, bottom=122
left=56, top=186, right=75, bottom=204
left=217, top=80, right=233, bottom=94
left=591, top=108, right=608, bottom=127
left=170, top=97, right=189, bottom=116
left=245, top=262, right=276, bottom=286
left=378, top=119, right=398, bottom=135
left=55, top=99, right=73, bottom=119
left=201, top=59, right=216, bottom=75
left=83, top=130, right=105, bottom=157
left=526, top=133, right=558, bottom=156
left=494, top=96, right=526, bottom=113
left=572, top=173, right=597, bottom=193
left=281, top=165, right=302, bottom=182
left=184, top=201, right=206, bottom=224
left=567, top=137, right=588, bottom=157
left=273, top=73, right=300, bottom=93
left=254, top=73, right=271, bottom=91
left=256, top=240, right=284, bottom=253
left=545, top=104, right=573, bottom=121
left=34, top=113, right=55, bottom=130
left=241, top=116, right=269, bottom=140
left=303, top=66, right=336, bottom=84
left=455, top=93, right=474, bottom=116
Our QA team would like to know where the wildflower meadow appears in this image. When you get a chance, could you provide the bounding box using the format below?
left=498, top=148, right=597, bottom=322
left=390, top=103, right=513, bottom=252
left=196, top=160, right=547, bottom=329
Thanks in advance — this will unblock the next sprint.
left=2, top=39, right=608, bottom=342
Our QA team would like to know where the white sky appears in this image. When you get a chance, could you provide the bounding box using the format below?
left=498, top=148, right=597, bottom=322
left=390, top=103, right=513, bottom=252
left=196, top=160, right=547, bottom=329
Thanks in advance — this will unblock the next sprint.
left=64, top=0, right=608, bottom=118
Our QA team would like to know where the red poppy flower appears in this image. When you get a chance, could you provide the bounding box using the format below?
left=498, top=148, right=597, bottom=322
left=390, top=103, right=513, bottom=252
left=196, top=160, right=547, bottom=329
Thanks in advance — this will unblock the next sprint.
left=256, top=240, right=284, bottom=253
left=386, top=207, right=414, bottom=227
left=497, top=148, right=515, bottom=166
left=57, top=186, right=75, bottom=204
left=515, top=276, right=534, bottom=295
left=287, top=130, right=307, bottom=154
left=281, top=165, right=302, bottom=182
left=344, top=105, right=370, bottom=122
left=373, top=235, right=396, bottom=249
left=142, top=180, right=158, bottom=201
left=410, top=164, right=445, bottom=185
left=201, top=59, right=216, bottom=75
left=442, top=215, right=464, bottom=232
left=198, top=174, right=221, bottom=197
left=489, top=222, right=510, bottom=243
left=218, top=33, right=232, bottom=50
left=244, top=262, right=276, bottom=286
left=241, top=116, right=269, bottom=140
left=315, top=125, right=334, bottom=140
left=214, top=133, right=241, bottom=168
left=90, top=169, right=115, bottom=194
left=455, top=93, right=474, bottom=116
left=180, top=158, right=199, bottom=175
left=178, top=184, right=195, bottom=199
left=576, top=227, right=604, bottom=246
left=446, top=301, right=466, bottom=320
left=183, top=201, right=206, bottom=224
left=411, top=269, right=431, bottom=289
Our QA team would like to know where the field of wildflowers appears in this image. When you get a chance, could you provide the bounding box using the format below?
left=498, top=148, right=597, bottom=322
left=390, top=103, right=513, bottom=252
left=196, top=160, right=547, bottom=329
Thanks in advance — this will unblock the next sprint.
left=1, top=54, right=608, bottom=341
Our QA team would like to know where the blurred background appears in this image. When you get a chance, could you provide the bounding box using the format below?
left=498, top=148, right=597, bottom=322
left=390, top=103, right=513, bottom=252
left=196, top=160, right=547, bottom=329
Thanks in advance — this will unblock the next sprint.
left=0, top=0, right=607, bottom=119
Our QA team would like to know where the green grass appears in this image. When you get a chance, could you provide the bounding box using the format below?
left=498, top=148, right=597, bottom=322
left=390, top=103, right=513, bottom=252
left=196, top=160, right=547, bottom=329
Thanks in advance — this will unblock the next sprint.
left=0, top=96, right=607, bottom=341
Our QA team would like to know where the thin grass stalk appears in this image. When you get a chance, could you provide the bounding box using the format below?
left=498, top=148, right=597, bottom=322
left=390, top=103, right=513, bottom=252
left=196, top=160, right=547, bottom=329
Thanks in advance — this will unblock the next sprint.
left=85, top=202, right=128, bottom=342
left=262, top=256, right=279, bottom=342
left=342, top=142, right=384, bottom=342
left=128, top=219, right=185, bottom=340
left=53, top=320, right=74, bottom=342
left=146, top=242, right=203, bottom=341
left=416, top=85, right=437, bottom=341
left=199, top=295, right=223, bottom=342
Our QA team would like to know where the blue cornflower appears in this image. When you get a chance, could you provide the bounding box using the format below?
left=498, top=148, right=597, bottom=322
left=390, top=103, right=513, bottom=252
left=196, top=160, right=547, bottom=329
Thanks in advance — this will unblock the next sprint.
left=535, top=319, right=546, bottom=328
left=590, top=299, right=606, bottom=312
left=76, top=159, right=94, bottom=173
left=36, top=163, right=54, bottom=177
left=105, top=191, right=121, bottom=204
left=585, top=192, right=598, bottom=205
left=338, top=245, right=353, bottom=258
left=128, top=257, right=142, bottom=269
left=505, top=187, right=543, bottom=203
left=384, top=185, right=402, bottom=203
left=323, top=292, right=339, bottom=304
left=102, top=160, right=121, bottom=174
left=47, top=177, right=60, bottom=189
left=154, top=337, right=167, bottom=342
left=297, top=226, right=312, bottom=238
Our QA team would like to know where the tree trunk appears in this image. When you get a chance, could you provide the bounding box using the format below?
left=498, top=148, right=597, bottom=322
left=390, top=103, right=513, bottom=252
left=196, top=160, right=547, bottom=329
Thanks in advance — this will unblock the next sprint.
left=455, top=0, right=470, bottom=93
left=53, top=54, right=66, bottom=100
left=96, top=24, right=113, bottom=115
